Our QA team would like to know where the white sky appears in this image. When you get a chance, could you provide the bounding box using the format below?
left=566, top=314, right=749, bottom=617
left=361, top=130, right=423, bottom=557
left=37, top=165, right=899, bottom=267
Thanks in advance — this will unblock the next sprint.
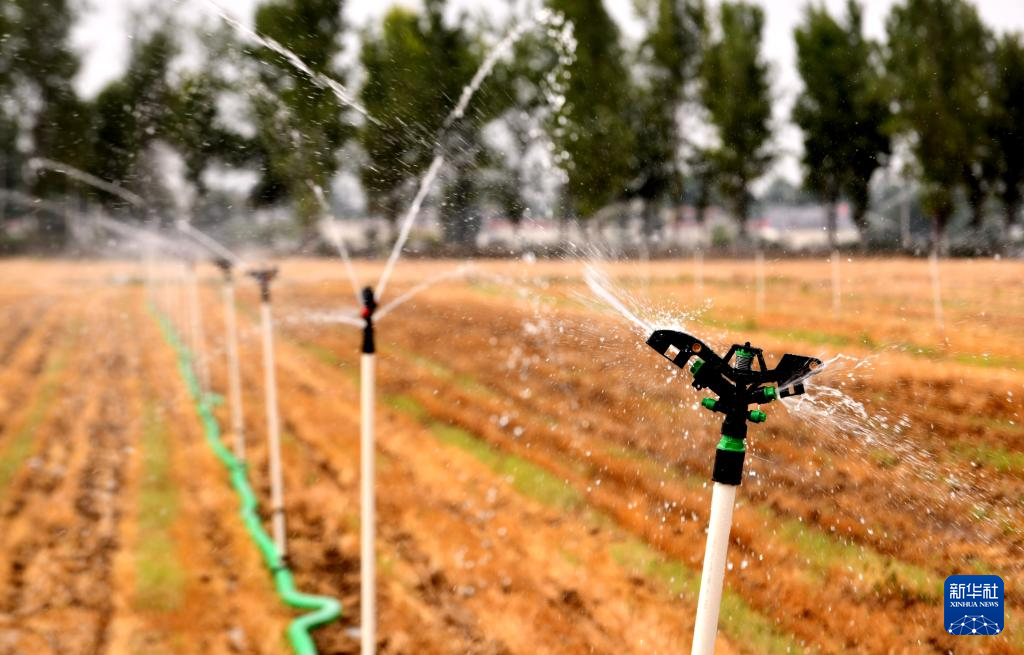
left=71, top=0, right=1024, bottom=183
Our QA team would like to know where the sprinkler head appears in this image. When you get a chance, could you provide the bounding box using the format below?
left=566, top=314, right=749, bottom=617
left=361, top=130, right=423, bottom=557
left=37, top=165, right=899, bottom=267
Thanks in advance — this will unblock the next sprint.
left=214, top=257, right=233, bottom=278
left=248, top=267, right=279, bottom=302
left=360, top=286, right=377, bottom=355
left=648, top=329, right=821, bottom=485
left=360, top=286, right=377, bottom=320
left=647, top=329, right=821, bottom=436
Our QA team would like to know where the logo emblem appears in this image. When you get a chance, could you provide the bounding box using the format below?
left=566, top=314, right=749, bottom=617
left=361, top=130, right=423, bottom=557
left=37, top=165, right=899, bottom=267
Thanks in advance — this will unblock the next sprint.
left=945, top=575, right=1003, bottom=636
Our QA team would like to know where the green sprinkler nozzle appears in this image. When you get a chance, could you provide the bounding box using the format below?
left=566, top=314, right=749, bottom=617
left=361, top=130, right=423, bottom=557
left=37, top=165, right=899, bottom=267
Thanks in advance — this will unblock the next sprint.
left=701, top=397, right=718, bottom=411
left=748, top=409, right=767, bottom=423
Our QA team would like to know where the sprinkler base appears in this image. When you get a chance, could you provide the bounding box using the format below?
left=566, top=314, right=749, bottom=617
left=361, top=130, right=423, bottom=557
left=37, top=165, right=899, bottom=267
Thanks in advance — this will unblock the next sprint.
left=712, top=447, right=745, bottom=486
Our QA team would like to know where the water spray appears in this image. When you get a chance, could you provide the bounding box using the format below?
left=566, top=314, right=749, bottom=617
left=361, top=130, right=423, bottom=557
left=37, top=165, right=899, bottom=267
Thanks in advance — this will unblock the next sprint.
left=646, top=330, right=821, bottom=655
left=216, top=258, right=247, bottom=461
left=250, top=266, right=288, bottom=557
left=359, top=286, right=377, bottom=655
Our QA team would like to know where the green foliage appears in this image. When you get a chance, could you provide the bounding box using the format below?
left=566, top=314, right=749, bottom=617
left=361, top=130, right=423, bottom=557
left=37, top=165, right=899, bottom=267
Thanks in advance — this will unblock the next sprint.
left=359, top=1, right=501, bottom=245
left=628, top=0, right=705, bottom=235
left=700, top=2, right=773, bottom=232
left=250, top=0, right=351, bottom=229
left=136, top=402, right=184, bottom=611
left=0, top=0, right=90, bottom=202
left=548, top=0, right=634, bottom=218
left=988, top=33, right=1024, bottom=231
left=793, top=0, right=890, bottom=241
left=885, top=0, right=991, bottom=252
left=89, top=27, right=178, bottom=200
left=166, top=68, right=254, bottom=195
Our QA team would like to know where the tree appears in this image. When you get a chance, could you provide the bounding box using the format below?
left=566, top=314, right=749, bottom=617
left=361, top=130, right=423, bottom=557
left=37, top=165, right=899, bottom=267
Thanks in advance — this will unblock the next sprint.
left=360, top=1, right=500, bottom=247
left=793, top=0, right=890, bottom=250
left=89, top=27, right=177, bottom=204
left=251, top=0, right=351, bottom=231
left=886, top=0, right=991, bottom=254
left=547, top=0, right=634, bottom=219
left=988, top=33, right=1024, bottom=237
left=0, top=0, right=91, bottom=200
left=700, top=1, right=772, bottom=241
left=629, top=0, right=705, bottom=240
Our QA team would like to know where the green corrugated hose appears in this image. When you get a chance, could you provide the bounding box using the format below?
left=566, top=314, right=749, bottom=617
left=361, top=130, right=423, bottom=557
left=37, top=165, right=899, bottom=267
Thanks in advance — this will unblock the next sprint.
left=152, top=308, right=342, bottom=654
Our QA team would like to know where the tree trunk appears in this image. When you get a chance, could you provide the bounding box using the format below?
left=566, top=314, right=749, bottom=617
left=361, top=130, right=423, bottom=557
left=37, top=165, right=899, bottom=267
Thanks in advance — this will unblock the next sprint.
left=826, top=201, right=838, bottom=252
left=642, top=201, right=662, bottom=246
left=931, top=210, right=950, bottom=257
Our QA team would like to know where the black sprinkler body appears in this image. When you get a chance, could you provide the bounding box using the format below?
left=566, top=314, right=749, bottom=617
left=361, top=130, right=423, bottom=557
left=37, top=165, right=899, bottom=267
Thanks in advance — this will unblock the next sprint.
left=248, top=267, right=279, bottom=302
left=361, top=286, right=377, bottom=354
left=647, top=330, right=821, bottom=485
left=214, top=257, right=234, bottom=280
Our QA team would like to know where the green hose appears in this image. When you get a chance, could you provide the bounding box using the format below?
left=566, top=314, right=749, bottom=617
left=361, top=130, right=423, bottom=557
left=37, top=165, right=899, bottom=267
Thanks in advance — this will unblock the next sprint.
left=151, top=307, right=342, bottom=655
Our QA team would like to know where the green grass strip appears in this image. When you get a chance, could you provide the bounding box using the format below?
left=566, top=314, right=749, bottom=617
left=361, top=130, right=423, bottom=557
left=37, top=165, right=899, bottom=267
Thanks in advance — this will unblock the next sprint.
left=135, top=401, right=185, bottom=611
left=383, top=393, right=801, bottom=653
left=0, top=347, right=68, bottom=502
left=151, top=307, right=341, bottom=655
left=610, top=538, right=805, bottom=654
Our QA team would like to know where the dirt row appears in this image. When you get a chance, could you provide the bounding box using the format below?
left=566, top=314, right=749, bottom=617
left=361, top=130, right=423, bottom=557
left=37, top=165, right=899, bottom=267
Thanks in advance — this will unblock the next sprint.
left=0, top=287, right=290, bottom=654
left=268, top=280, right=1021, bottom=653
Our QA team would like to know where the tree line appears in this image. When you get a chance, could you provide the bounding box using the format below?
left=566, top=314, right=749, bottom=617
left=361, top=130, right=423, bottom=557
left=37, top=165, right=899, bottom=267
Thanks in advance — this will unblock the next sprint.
left=1, top=0, right=1023, bottom=255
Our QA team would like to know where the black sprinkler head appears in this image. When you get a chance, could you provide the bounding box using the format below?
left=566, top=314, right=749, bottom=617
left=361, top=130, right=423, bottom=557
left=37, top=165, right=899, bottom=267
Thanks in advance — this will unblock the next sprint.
left=647, top=329, right=821, bottom=435
left=361, top=286, right=377, bottom=319
left=647, top=329, right=821, bottom=485
left=361, top=287, right=377, bottom=355
left=248, top=267, right=279, bottom=302
left=214, top=258, right=233, bottom=277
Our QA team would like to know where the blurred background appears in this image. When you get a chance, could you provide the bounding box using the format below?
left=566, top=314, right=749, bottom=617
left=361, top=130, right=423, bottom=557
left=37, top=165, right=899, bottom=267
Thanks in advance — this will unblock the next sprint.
left=1, top=0, right=1023, bottom=258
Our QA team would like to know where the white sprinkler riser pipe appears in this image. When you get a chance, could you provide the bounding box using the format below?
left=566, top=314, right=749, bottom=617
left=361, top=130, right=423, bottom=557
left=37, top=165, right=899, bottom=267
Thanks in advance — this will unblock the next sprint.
left=831, top=250, right=842, bottom=319
left=361, top=352, right=376, bottom=655
left=187, top=264, right=211, bottom=393
left=260, top=300, right=287, bottom=556
left=754, top=251, right=766, bottom=315
left=223, top=279, right=245, bottom=461
left=691, top=482, right=738, bottom=655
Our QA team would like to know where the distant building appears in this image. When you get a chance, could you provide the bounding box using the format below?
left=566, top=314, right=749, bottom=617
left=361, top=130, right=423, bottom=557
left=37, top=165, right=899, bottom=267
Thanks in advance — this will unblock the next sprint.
left=754, top=202, right=860, bottom=250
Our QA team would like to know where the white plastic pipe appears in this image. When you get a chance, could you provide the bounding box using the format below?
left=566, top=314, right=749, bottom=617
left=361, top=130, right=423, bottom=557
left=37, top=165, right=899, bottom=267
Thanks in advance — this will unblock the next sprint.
left=754, top=251, right=766, bottom=315
left=187, top=263, right=211, bottom=393
left=691, top=481, right=738, bottom=655
left=694, top=249, right=704, bottom=299
left=223, top=277, right=245, bottom=460
left=360, top=352, right=376, bottom=655
left=259, top=299, right=287, bottom=556
left=830, top=250, right=842, bottom=319
left=928, top=252, right=945, bottom=333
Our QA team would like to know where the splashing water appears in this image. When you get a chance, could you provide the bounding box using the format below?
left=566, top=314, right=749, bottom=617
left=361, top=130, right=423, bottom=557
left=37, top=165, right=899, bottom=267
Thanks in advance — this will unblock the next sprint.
left=0, top=189, right=69, bottom=216
left=290, top=309, right=363, bottom=328
left=177, top=220, right=243, bottom=266
left=310, top=182, right=362, bottom=305
left=29, top=158, right=147, bottom=209
left=376, top=264, right=476, bottom=320
left=583, top=263, right=653, bottom=334
left=204, top=0, right=378, bottom=125
left=374, top=10, right=576, bottom=302
left=374, top=155, right=445, bottom=301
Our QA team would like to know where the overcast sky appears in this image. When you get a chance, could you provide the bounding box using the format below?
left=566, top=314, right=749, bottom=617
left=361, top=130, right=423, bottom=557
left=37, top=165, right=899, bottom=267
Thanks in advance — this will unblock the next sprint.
left=71, top=0, right=1024, bottom=183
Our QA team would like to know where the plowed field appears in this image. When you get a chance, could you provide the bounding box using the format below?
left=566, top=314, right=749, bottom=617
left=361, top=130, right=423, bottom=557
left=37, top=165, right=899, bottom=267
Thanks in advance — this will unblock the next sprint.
left=0, top=257, right=1021, bottom=654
